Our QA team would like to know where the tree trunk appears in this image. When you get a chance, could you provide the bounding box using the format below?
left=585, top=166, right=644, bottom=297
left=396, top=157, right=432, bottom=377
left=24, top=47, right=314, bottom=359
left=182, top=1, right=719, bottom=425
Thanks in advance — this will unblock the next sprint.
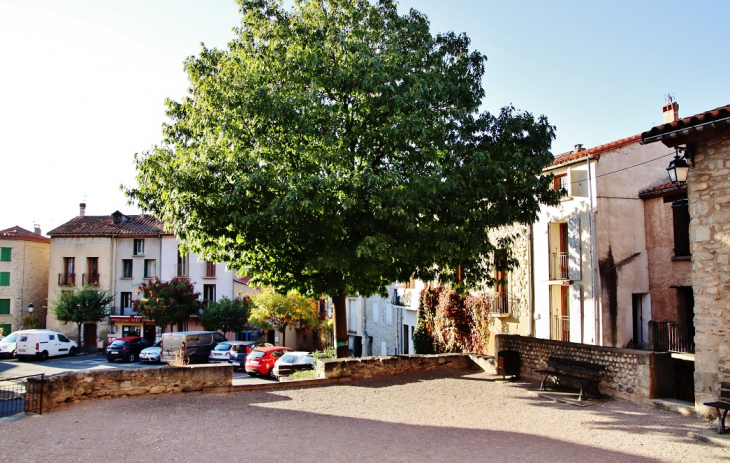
left=332, top=292, right=348, bottom=358
left=77, top=322, right=83, bottom=350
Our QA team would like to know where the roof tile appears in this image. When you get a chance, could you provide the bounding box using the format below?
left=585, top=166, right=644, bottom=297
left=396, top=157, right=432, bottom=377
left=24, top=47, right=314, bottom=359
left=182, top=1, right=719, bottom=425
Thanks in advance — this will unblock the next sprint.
left=0, top=225, right=50, bottom=243
left=548, top=134, right=642, bottom=169
left=47, top=214, right=169, bottom=237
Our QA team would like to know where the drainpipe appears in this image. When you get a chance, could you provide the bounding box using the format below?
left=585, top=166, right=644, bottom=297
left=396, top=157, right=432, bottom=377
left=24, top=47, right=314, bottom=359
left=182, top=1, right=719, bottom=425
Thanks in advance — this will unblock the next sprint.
left=527, top=224, right=535, bottom=337
left=587, top=155, right=600, bottom=345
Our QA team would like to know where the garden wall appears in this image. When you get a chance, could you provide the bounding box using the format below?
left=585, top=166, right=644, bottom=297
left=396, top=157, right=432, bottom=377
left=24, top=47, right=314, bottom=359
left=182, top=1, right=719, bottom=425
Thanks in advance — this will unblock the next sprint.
left=34, top=364, right=232, bottom=413
left=496, top=334, right=673, bottom=404
left=316, top=353, right=491, bottom=380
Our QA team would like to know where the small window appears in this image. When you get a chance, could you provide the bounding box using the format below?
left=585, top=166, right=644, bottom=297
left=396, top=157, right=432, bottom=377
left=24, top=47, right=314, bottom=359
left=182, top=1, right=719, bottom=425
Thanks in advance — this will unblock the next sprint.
left=673, top=198, right=691, bottom=257
left=144, top=259, right=156, bottom=279
left=0, top=299, right=10, bottom=315
left=553, top=173, right=567, bottom=192
left=122, top=260, right=133, bottom=279
left=0, top=272, right=9, bottom=287
left=203, top=284, right=216, bottom=302
left=48, top=334, right=55, bottom=341
left=0, top=247, right=11, bottom=262
left=133, top=239, right=145, bottom=256
left=121, top=292, right=133, bottom=308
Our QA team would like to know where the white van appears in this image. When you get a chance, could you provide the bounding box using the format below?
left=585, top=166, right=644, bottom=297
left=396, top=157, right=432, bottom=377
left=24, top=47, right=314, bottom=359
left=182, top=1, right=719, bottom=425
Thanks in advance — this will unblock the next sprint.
left=160, top=331, right=226, bottom=364
left=15, top=330, right=78, bottom=361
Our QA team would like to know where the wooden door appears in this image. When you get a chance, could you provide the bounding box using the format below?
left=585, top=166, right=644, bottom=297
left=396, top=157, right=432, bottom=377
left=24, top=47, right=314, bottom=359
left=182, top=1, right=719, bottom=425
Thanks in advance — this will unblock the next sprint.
left=84, top=323, right=97, bottom=349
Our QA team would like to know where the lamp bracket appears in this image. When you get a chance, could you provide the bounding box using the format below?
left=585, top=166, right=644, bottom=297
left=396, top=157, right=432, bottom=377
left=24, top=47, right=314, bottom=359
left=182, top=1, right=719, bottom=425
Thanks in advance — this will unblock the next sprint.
left=676, top=145, right=695, bottom=167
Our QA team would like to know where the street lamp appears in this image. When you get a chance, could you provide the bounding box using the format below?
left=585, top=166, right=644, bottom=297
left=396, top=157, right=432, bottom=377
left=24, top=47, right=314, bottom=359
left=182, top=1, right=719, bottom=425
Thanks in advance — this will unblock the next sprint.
left=28, top=303, right=34, bottom=314
left=667, top=146, right=694, bottom=184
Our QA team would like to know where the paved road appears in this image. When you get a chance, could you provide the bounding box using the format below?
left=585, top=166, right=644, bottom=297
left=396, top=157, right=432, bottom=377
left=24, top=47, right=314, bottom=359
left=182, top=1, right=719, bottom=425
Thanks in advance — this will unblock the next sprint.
left=0, top=353, right=274, bottom=385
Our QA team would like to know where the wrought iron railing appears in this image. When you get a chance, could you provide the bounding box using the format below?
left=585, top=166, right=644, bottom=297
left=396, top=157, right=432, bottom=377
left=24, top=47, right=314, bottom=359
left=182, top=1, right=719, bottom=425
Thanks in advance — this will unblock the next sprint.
left=82, top=273, right=99, bottom=285
left=550, top=252, right=569, bottom=280
left=651, top=321, right=695, bottom=353
left=109, top=306, right=137, bottom=316
left=58, top=273, right=75, bottom=286
left=0, top=373, right=45, bottom=417
left=484, top=292, right=510, bottom=314
left=552, top=315, right=570, bottom=341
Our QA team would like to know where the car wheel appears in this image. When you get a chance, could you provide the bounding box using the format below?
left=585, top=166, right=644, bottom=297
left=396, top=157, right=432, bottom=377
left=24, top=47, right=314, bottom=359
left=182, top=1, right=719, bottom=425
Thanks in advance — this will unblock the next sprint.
left=69, top=347, right=76, bottom=356
left=247, top=371, right=257, bottom=377
left=40, top=351, right=49, bottom=361
left=269, top=369, right=277, bottom=380
left=127, top=352, right=135, bottom=362
left=107, top=357, right=114, bottom=363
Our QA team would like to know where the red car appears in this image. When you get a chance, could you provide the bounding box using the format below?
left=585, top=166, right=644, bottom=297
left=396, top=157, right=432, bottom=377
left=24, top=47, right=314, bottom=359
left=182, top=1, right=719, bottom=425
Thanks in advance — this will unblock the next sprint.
left=244, top=346, right=295, bottom=377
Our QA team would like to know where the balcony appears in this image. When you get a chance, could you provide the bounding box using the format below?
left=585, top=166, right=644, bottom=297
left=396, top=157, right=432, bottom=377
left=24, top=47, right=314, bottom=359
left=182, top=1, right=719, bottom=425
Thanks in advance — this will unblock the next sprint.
left=551, top=315, right=570, bottom=342
left=650, top=321, right=695, bottom=354
left=202, top=262, right=216, bottom=279
left=391, top=288, right=421, bottom=308
left=82, top=273, right=100, bottom=286
left=175, top=264, right=189, bottom=278
left=58, top=273, right=76, bottom=286
left=109, top=306, right=137, bottom=316
left=484, top=292, right=510, bottom=315
left=550, top=252, right=569, bottom=280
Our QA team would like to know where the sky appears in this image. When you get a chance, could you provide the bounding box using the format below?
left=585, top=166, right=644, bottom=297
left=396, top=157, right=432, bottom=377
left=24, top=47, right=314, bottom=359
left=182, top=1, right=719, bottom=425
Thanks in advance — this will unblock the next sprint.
left=2, top=0, right=728, bottom=234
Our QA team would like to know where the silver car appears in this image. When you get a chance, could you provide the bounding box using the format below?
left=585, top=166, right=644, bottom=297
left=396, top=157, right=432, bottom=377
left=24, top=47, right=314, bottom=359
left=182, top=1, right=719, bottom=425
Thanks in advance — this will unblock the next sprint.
left=208, top=341, right=235, bottom=363
left=139, top=341, right=162, bottom=362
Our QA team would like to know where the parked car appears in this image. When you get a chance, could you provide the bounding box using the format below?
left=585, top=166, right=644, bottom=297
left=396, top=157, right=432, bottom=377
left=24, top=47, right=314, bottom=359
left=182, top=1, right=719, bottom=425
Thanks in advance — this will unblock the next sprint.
left=228, top=341, right=273, bottom=370
left=160, top=331, right=227, bottom=364
left=208, top=341, right=235, bottom=363
left=271, top=351, right=314, bottom=379
left=245, top=346, right=295, bottom=377
left=0, top=331, right=22, bottom=358
left=15, top=330, right=78, bottom=361
left=106, top=337, right=153, bottom=362
left=139, top=340, right=162, bottom=363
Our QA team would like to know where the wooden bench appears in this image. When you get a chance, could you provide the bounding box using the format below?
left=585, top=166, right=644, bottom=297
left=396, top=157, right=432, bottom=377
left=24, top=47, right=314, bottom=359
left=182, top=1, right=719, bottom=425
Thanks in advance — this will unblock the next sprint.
left=703, top=382, right=730, bottom=434
left=534, top=356, right=605, bottom=401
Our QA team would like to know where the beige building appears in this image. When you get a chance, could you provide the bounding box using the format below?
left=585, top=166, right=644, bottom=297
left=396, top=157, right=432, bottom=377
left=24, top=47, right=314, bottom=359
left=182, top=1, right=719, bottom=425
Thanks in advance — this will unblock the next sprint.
left=641, top=102, right=730, bottom=413
left=0, top=225, right=50, bottom=335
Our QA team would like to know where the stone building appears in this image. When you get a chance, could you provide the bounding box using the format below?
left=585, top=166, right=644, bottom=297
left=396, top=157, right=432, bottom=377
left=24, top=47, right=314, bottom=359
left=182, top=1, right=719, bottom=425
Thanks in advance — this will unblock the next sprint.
left=641, top=102, right=730, bottom=413
left=0, top=225, right=50, bottom=334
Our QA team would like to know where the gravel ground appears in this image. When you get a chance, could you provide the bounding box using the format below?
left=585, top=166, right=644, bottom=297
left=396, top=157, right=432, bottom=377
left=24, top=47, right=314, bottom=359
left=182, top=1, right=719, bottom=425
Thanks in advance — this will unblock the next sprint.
left=1, top=368, right=728, bottom=462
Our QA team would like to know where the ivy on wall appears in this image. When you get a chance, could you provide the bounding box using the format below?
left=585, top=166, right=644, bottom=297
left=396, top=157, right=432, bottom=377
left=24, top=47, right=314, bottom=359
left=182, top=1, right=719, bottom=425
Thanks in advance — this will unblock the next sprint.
left=413, top=286, right=491, bottom=355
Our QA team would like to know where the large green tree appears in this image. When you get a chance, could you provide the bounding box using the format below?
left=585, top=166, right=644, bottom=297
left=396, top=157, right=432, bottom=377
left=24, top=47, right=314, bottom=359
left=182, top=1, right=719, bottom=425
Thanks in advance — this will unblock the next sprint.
left=53, top=287, right=115, bottom=348
left=133, top=277, right=201, bottom=331
left=199, top=295, right=253, bottom=336
left=127, top=0, right=561, bottom=357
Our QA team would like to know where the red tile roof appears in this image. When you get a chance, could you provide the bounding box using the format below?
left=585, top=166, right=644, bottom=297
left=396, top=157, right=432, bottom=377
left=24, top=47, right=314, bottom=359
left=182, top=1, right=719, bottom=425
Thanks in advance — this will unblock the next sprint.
left=0, top=226, right=50, bottom=243
left=639, top=181, right=687, bottom=198
left=47, top=214, right=169, bottom=237
left=234, top=276, right=252, bottom=285
left=641, top=104, right=730, bottom=142
left=548, top=134, right=642, bottom=169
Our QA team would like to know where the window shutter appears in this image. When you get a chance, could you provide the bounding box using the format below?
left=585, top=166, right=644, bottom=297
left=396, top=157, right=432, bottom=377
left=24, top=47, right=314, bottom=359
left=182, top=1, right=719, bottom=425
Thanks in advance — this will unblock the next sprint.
left=0, top=299, right=9, bottom=315
left=0, top=247, right=11, bottom=262
left=568, top=217, right=582, bottom=280
left=0, top=272, right=9, bottom=286
left=672, top=199, right=691, bottom=257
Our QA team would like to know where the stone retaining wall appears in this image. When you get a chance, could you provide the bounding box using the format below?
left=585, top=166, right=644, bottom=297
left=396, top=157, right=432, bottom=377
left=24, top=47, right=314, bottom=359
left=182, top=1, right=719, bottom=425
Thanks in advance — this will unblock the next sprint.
left=35, top=364, right=232, bottom=413
left=316, top=353, right=486, bottom=380
left=496, top=334, right=673, bottom=404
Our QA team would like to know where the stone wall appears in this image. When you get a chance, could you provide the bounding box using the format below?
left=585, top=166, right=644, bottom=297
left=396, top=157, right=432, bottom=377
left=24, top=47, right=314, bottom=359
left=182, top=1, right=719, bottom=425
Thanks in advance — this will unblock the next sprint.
left=34, top=364, right=232, bottom=413
left=496, top=334, right=673, bottom=404
left=689, top=130, right=730, bottom=416
left=316, top=353, right=483, bottom=380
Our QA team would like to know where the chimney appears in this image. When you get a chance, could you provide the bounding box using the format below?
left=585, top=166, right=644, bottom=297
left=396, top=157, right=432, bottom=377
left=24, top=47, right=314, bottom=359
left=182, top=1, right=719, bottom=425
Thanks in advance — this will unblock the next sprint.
left=34, top=224, right=41, bottom=235
left=574, top=144, right=584, bottom=153
left=79, top=203, right=86, bottom=217
left=662, top=95, right=679, bottom=123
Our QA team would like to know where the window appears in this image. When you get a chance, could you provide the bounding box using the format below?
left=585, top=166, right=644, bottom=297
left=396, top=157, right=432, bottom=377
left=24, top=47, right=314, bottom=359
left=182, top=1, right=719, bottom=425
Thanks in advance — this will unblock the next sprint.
left=144, top=259, right=156, bottom=279
left=177, top=246, right=189, bottom=277
left=0, top=247, right=11, bottom=262
left=121, top=292, right=133, bottom=308
left=133, top=239, right=145, bottom=256
left=0, top=272, right=8, bottom=287
left=203, top=284, right=216, bottom=302
left=204, top=261, right=216, bottom=278
left=122, top=259, right=133, bottom=279
left=493, top=248, right=510, bottom=314
left=48, top=334, right=55, bottom=341
left=553, top=173, right=567, bottom=192
left=60, top=257, right=75, bottom=286
left=0, top=299, right=9, bottom=315
left=122, top=325, right=141, bottom=337
left=672, top=198, right=691, bottom=257
left=58, top=334, right=70, bottom=343
left=84, top=257, right=99, bottom=285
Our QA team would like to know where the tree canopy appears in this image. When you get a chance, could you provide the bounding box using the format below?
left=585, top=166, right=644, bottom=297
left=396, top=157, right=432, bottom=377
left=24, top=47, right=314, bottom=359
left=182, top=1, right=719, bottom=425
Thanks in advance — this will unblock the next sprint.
left=199, top=295, right=252, bottom=335
left=249, top=288, right=321, bottom=346
left=133, top=277, right=201, bottom=331
left=127, top=0, right=561, bottom=356
left=53, top=287, right=114, bottom=345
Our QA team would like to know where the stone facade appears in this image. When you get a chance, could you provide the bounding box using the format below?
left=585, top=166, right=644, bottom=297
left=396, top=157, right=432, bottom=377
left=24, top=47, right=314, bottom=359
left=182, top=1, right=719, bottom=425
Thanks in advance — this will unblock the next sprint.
left=34, top=364, right=232, bottom=413
left=316, top=353, right=481, bottom=380
left=0, top=228, right=50, bottom=333
left=496, top=334, right=673, bottom=404
left=688, top=131, right=730, bottom=414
